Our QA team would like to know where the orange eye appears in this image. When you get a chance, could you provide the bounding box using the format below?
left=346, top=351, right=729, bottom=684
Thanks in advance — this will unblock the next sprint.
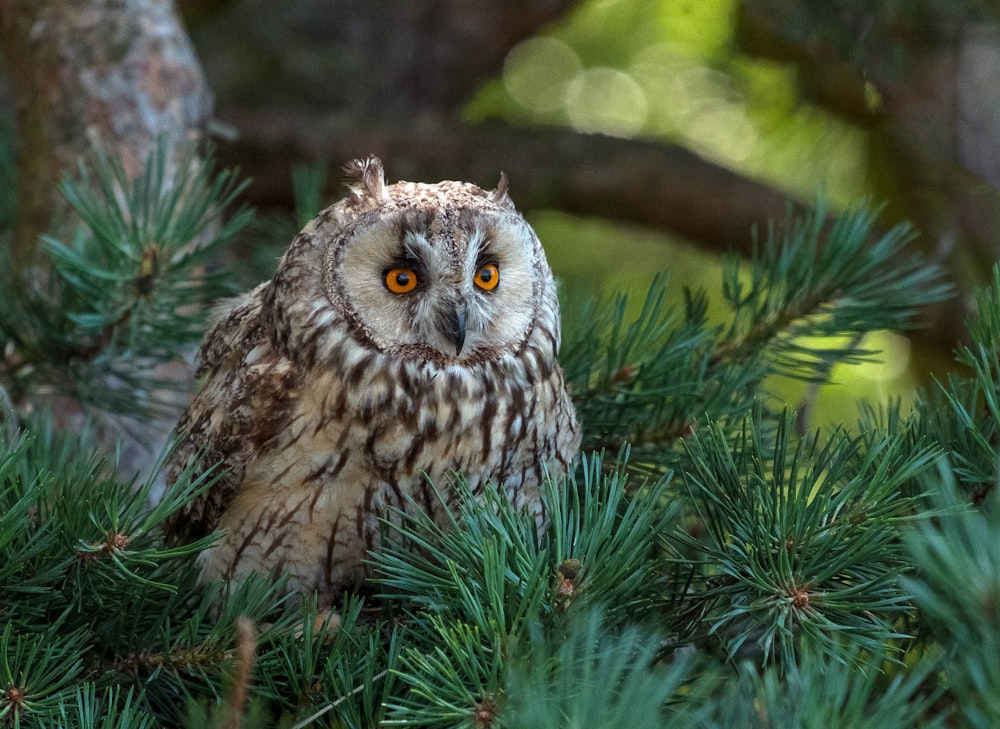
left=385, top=268, right=418, bottom=294
left=474, top=263, right=500, bottom=291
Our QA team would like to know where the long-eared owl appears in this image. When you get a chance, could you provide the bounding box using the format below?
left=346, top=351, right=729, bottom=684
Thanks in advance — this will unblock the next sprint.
left=165, top=156, right=581, bottom=602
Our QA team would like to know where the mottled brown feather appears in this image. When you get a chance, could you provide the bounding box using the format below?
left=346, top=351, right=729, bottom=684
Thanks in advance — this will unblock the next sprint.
left=165, top=289, right=301, bottom=541
left=164, top=157, right=581, bottom=603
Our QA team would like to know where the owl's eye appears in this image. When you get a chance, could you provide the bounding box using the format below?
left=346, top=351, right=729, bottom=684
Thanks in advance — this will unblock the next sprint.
left=474, top=263, right=500, bottom=291
left=385, top=268, right=419, bottom=294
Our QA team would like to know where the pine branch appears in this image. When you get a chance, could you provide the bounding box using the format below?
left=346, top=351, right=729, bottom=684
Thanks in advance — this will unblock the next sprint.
left=370, top=453, right=681, bottom=726
left=53, top=684, right=156, bottom=729
left=873, top=264, right=1000, bottom=505
left=0, top=419, right=296, bottom=726
left=374, top=452, right=678, bottom=632
left=0, top=621, right=88, bottom=724
left=386, top=615, right=507, bottom=728
left=671, top=407, right=939, bottom=667
left=291, top=162, right=328, bottom=229
left=288, top=668, right=390, bottom=729
left=903, top=469, right=1000, bottom=729
left=504, top=609, right=697, bottom=729
left=0, top=139, right=252, bottom=419
left=747, top=646, right=943, bottom=729
left=561, top=280, right=750, bottom=459
left=560, top=198, right=949, bottom=463
left=714, top=199, right=950, bottom=379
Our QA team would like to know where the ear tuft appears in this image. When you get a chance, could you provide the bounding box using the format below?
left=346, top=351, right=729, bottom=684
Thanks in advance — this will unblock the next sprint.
left=342, top=155, right=387, bottom=207
left=488, top=172, right=515, bottom=210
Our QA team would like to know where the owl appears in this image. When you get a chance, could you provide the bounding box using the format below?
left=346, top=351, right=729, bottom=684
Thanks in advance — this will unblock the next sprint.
left=165, top=156, right=581, bottom=603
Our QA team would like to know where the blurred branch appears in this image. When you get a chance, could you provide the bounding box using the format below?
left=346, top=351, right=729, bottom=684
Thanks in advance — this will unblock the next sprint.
left=735, top=0, right=1000, bottom=354
left=214, top=107, right=803, bottom=258
left=216, top=105, right=962, bottom=354
left=188, top=0, right=577, bottom=112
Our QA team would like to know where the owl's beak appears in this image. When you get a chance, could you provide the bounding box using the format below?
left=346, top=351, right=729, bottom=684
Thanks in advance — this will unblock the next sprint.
left=440, top=300, right=467, bottom=355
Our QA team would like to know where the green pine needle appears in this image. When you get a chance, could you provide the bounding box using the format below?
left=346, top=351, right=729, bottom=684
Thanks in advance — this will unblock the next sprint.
left=673, top=407, right=939, bottom=667
left=903, top=468, right=1000, bottom=729
left=54, top=685, right=157, bottom=729
left=505, top=608, right=697, bottom=729
left=718, top=198, right=950, bottom=380
left=560, top=198, right=949, bottom=464
left=0, top=138, right=252, bottom=419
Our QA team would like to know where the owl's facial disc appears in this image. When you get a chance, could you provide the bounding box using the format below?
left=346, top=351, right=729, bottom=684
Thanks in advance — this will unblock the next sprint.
left=333, top=204, right=539, bottom=363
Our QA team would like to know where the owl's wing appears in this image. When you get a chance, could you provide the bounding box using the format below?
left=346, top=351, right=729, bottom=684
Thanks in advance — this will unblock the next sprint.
left=164, top=284, right=301, bottom=543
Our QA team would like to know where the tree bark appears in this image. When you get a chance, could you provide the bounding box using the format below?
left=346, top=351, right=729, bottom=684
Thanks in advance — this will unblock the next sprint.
left=0, top=0, right=212, bottom=266
left=0, top=0, right=213, bottom=480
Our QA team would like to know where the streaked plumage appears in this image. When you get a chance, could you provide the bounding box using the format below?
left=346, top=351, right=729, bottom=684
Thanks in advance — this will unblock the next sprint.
left=165, top=156, right=580, bottom=602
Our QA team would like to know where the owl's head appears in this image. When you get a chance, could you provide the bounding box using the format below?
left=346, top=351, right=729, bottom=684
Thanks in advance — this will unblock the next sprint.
left=287, top=156, right=559, bottom=366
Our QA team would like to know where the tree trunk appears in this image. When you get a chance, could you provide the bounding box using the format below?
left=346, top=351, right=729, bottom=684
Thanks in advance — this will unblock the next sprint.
left=0, top=0, right=212, bottom=480
left=0, top=0, right=212, bottom=266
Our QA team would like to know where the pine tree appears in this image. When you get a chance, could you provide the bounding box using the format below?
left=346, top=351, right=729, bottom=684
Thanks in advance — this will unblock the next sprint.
left=3, top=138, right=1000, bottom=729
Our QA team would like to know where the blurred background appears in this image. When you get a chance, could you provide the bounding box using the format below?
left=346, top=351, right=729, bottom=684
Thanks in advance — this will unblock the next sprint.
left=177, top=0, right=1000, bottom=425
left=7, top=0, right=1000, bottom=426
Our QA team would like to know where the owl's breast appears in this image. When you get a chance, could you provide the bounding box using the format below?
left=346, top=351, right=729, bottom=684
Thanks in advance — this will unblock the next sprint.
left=285, top=352, right=575, bottom=509
left=200, top=339, right=579, bottom=598
left=342, top=363, right=502, bottom=473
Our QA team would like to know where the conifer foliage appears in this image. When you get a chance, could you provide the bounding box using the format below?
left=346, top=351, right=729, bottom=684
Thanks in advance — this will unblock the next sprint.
left=2, top=144, right=999, bottom=728
left=0, top=139, right=250, bottom=419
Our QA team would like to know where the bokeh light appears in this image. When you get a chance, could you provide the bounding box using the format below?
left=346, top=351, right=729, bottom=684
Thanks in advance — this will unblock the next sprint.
left=503, top=37, right=582, bottom=114
left=564, top=67, right=648, bottom=136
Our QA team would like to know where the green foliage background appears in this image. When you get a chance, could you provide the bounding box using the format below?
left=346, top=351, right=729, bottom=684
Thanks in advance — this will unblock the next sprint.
left=469, top=0, right=869, bottom=205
